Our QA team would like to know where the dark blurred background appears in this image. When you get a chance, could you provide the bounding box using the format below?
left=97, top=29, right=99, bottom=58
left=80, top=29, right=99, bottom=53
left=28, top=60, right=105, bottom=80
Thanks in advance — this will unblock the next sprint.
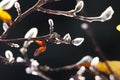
left=0, top=0, right=120, bottom=80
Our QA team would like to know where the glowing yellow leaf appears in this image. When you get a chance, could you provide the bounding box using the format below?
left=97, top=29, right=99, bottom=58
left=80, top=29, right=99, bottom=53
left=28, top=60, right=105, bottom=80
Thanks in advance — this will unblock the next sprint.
left=116, top=24, right=120, bottom=31
left=96, top=61, right=120, bottom=79
left=0, top=7, right=12, bottom=24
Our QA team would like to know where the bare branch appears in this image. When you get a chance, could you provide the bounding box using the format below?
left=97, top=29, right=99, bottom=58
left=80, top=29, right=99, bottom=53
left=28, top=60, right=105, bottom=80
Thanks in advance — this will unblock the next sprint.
left=37, top=6, right=114, bottom=22
left=0, top=0, right=59, bottom=39
left=0, top=34, right=51, bottom=43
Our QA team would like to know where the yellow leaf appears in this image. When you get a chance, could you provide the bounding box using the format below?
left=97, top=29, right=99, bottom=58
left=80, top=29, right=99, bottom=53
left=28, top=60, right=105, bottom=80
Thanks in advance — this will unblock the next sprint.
left=0, top=7, right=12, bottom=25
left=96, top=61, right=120, bottom=79
left=116, top=24, right=120, bottom=31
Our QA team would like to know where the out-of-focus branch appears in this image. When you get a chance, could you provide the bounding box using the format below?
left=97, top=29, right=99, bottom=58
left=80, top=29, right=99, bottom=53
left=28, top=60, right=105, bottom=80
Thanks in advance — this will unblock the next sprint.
left=81, top=23, right=119, bottom=80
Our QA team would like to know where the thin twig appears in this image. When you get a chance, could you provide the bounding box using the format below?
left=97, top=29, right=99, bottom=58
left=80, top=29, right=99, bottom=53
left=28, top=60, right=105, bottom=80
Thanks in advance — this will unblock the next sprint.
left=0, top=56, right=9, bottom=64
left=0, top=34, right=51, bottom=43
left=37, top=7, right=103, bottom=22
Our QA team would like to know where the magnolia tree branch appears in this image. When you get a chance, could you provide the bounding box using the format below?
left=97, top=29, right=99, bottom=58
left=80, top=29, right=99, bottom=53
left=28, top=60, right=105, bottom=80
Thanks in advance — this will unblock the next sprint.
left=0, top=0, right=59, bottom=39
left=0, top=55, right=108, bottom=80
left=0, top=34, right=51, bottom=43
left=0, top=0, right=114, bottom=39
left=0, top=0, right=117, bottom=80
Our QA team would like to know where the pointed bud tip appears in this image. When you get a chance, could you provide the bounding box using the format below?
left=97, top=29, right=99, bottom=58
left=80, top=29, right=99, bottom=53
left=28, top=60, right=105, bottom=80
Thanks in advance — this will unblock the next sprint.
left=3, top=22, right=9, bottom=31
left=48, top=19, right=54, bottom=26
left=100, top=6, right=114, bottom=21
left=63, top=33, right=71, bottom=41
left=91, top=57, right=99, bottom=67
left=74, top=0, right=84, bottom=13
left=25, top=27, right=38, bottom=38
left=76, top=55, right=92, bottom=65
left=72, top=37, right=84, bottom=46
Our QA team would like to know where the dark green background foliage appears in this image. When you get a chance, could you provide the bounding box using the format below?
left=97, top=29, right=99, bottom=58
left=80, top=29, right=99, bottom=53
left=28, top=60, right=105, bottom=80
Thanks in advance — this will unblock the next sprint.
left=0, top=0, right=120, bottom=80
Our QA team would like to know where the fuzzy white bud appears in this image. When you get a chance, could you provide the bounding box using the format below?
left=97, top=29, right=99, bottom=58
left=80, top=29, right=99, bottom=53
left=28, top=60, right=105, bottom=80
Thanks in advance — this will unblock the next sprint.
left=95, top=75, right=102, bottom=80
left=48, top=19, right=54, bottom=27
left=23, top=27, right=38, bottom=47
left=77, top=66, right=86, bottom=75
left=109, top=74, right=116, bottom=80
left=0, top=0, right=18, bottom=10
left=99, top=6, right=114, bottom=22
left=63, top=33, right=71, bottom=42
left=31, top=59, right=39, bottom=69
left=78, top=76, right=85, bottom=80
left=72, top=37, right=84, bottom=46
left=14, top=1, right=20, bottom=10
left=16, top=57, right=24, bottom=62
left=76, top=55, right=92, bottom=65
left=3, top=22, right=9, bottom=32
left=32, top=71, right=39, bottom=76
left=10, top=43, right=20, bottom=48
left=20, top=28, right=38, bottom=54
left=69, top=78, right=74, bottom=80
left=20, top=47, right=27, bottom=55
left=91, top=57, right=99, bottom=67
left=74, top=0, right=84, bottom=13
left=5, top=50, right=14, bottom=62
left=25, top=67, right=32, bottom=74
left=24, top=27, right=38, bottom=39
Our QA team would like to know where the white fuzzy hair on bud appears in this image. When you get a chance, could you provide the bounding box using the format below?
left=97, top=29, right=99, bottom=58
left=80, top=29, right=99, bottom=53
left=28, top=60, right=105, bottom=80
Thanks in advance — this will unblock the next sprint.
left=10, top=43, right=20, bottom=48
left=109, top=74, right=116, bottom=80
left=14, top=1, right=20, bottom=14
left=16, top=57, right=24, bottom=62
left=63, top=33, right=71, bottom=42
left=24, top=27, right=38, bottom=39
left=74, top=0, right=84, bottom=13
left=69, top=78, right=74, bottom=80
left=5, top=50, right=14, bottom=62
left=0, top=0, right=17, bottom=10
left=72, top=37, right=84, bottom=46
left=14, top=1, right=20, bottom=9
left=77, top=66, right=86, bottom=75
left=3, top=22, right=9, bottom=32
left=95, top=75, right=102, bottom=80
left=76, top=55, right=93, bottom=65
left=91, top=57, right=99, bottom=67
left=48, top=19, right=54, bottom=27
left=25, top=67, right=32, bottom=74
left=99, top=6, right=114, bottom=22
left=20, top=47, right=27, bottom=55
left=20, top=27, right=38, bottom=54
